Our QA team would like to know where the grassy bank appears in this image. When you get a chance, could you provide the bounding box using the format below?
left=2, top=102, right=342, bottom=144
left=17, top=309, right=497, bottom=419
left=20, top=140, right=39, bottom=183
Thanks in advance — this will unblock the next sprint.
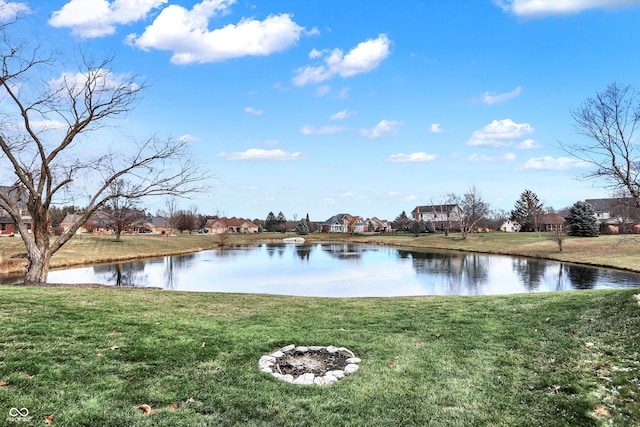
left=1, top=231, right=639, bottom=277
left=1, top=286, right=639, bottom=426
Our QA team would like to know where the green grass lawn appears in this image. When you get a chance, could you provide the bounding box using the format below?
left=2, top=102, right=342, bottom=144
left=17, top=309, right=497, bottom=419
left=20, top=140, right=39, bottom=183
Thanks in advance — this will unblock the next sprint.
left=1, top=286, right=639, bottom=426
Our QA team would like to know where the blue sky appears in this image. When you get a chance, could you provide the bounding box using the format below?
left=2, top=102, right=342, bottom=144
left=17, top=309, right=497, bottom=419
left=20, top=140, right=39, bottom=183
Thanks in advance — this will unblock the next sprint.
left=6, top=0, right=640, bottom=221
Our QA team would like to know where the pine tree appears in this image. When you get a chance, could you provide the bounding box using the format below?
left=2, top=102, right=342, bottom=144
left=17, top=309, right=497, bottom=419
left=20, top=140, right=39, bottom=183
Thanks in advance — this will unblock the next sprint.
left=295, top=219, right=309, bottom=235
left=565, top=201, right=599, bottom=237
left=265, top=211, right=277, bottom=232
left=510, top=189, right=544, bottom=232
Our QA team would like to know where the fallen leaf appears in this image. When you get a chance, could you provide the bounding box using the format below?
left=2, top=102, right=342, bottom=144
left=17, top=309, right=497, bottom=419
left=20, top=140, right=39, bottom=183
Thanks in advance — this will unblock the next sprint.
left=572, top=330, right=577, bottom=335
left=128, top=376, right=136, bottom=382
left=201, top=342, right=205, bottom=347
left=167, top=404, right=179, bottom=411
left=110, top=345, right=119, bottom=351
left=186, top=398, right=195, bottom=403
left=0, top=380, right=8, bottom=387
left=593, top=405, right=611, bottom=418
left=136, top=404, right=155, bottom=415
left=552, top=385, right=560, bottom=394
left=388, top=363, right=395, bottom=368
left=548, top=358, right=555, bottom=364
left=435, top=333, right=441, bottom=338
left=586, top=342, right=594, bottom=348
left=96, top=353, right=102, bottom=357
left=45, top=414, right=54, bottom=424
left=415, top=339, right=423, bottom=348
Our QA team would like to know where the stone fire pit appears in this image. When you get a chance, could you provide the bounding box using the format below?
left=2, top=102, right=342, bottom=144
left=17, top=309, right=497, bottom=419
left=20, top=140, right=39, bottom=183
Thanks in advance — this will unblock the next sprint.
left=259, top=344, right=360, bottom=385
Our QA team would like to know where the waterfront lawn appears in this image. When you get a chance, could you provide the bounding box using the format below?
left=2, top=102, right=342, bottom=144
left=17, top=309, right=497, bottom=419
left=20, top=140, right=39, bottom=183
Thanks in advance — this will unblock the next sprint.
left=1, top=286, right=639, bottom=426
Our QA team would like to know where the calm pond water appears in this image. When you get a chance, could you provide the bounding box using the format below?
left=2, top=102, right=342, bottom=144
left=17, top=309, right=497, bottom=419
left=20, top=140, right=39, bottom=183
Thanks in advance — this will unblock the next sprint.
left=37, top=242, right=640, bottom=297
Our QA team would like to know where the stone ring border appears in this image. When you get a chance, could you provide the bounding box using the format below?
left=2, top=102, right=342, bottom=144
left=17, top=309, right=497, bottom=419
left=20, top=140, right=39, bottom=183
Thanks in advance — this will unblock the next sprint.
left=259, top=344, right=361, bottom=385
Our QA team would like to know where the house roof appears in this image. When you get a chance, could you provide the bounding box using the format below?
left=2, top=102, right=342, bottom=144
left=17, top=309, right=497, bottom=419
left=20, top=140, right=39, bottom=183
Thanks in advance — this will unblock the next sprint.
left=414, top=204, right=460, bottom=213
left=322, top=213, right=352, bottom=224
left=585, top=198, right=637, bottom=212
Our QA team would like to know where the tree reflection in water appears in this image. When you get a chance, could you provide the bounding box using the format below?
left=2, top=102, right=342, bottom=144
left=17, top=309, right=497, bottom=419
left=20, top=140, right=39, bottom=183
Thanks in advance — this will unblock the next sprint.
left=512, top=258, right=547, bottom=291
left=566, top=264, right=599, bottom=290
left=93, top=261, right=149, bottom=287
left=397, top=250, right=489, bottom=295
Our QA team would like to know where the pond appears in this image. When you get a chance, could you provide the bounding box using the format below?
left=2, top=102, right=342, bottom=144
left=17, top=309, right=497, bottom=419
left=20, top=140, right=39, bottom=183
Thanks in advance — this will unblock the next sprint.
left=34, top=242, right=640, bottom=297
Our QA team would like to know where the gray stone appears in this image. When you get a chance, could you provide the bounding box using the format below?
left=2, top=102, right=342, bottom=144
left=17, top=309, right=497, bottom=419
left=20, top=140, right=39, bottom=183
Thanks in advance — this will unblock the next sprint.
left=326, top=370, right=345, bottom=379
left=292, top=373, right=315, bottom=385
left=344, top=364, right=359, bottom=375
left=321, top=375, right=339, bottom=385
left=295, top=346, right=309, bottom=352
left=326, top=345, right=339, bottom=353
left=280, top=344, right=295, bottom=352
left=308, top=346, right=324, bottom=351
left=270, top=351, right=284, bottom=358
left=346, top=357, right=361, bottom=364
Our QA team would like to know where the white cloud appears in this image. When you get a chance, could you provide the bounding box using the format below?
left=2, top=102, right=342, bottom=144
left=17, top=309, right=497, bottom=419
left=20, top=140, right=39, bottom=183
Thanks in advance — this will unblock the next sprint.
left=178, top=133, right=198, bottom=142
left=386, top=152, right=438, bottom=163
left=404, top=194, right=417, bottom=201
left=292, top=34, right=391, bottom=86
left=28, top=119, right=68, bottom=132
left=479, top=86, right=522, bottom=105
left=467, top=118, right=534, bottom=148
left=315, top=85, right=330, bottom=97
left=517, top=138, right=541, bottom=149
left=300, top=125, right=346, bottom=135
left=49, top=0, right=167, bottom=39
left=129, top=1, right=307, bottom=64
left=244, top=106, right=263, bottom=116
left=468, top=153, right=516, bottom=162
left=429, top=123, right=443, bottom=133
left=0, top=1, right=29, bottom=21
left=360, top=119, right=402, bottom=139
left=218, top=148, right=302, bottom=161
left=521, top=156, right=589, bottom=170
left=494, top=0, right=640, bottom=16
left=48, top=68, right=138, bottom=95
left=337, top=87, right=350, bottom=99
left=330, top=109, right=356, bottom=121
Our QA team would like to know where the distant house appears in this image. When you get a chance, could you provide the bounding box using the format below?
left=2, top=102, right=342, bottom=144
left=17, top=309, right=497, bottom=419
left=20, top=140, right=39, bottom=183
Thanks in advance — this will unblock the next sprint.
left=413, top=204, right=463, bottom=231
left=320, top=214, right=368, bottom=233
left=147, top=216, right=170, bottom=234
left=367, top=217, right=392, bottom=232
left=585, top=198, right=640, bottom=233
left=0, top=185, right=31, bottom=236
left=499, top=220, right=521, bottom=232
left=320, top=214, right=351, bottom=233
left=205, top=217, right=259, bottom=234
left=60, top=212, right=112, bottom=234
left=539, top=213, right=565, bottom=232
left=0, top=216, right=16, bottom=236
left=60, top=210, right=148, bottom=235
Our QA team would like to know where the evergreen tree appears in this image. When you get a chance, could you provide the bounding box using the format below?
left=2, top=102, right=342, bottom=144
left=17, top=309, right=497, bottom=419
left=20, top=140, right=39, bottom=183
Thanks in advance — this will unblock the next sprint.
left=424, top=219, right=435, bottom=233
left=394, top=210, right=412, bottom=231
left=295, top=219, right=309, bottom=235
left=510, top=189, right=544, bottom=232
left=265, top=211, right=277, bottom=232
left=276, top=211, right=287, bottom=232
left=565, top=201, right=599, bottom=237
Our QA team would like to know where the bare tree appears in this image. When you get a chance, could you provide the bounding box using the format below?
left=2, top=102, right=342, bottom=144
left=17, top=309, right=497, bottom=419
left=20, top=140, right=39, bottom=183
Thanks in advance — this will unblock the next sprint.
left=0, top=18, right=207, bottom=283
left=566, top=82, right=640, bottom=208
left=102, top=179, right=148, bottom=241
left=459, top=186, right=489, bottom=240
